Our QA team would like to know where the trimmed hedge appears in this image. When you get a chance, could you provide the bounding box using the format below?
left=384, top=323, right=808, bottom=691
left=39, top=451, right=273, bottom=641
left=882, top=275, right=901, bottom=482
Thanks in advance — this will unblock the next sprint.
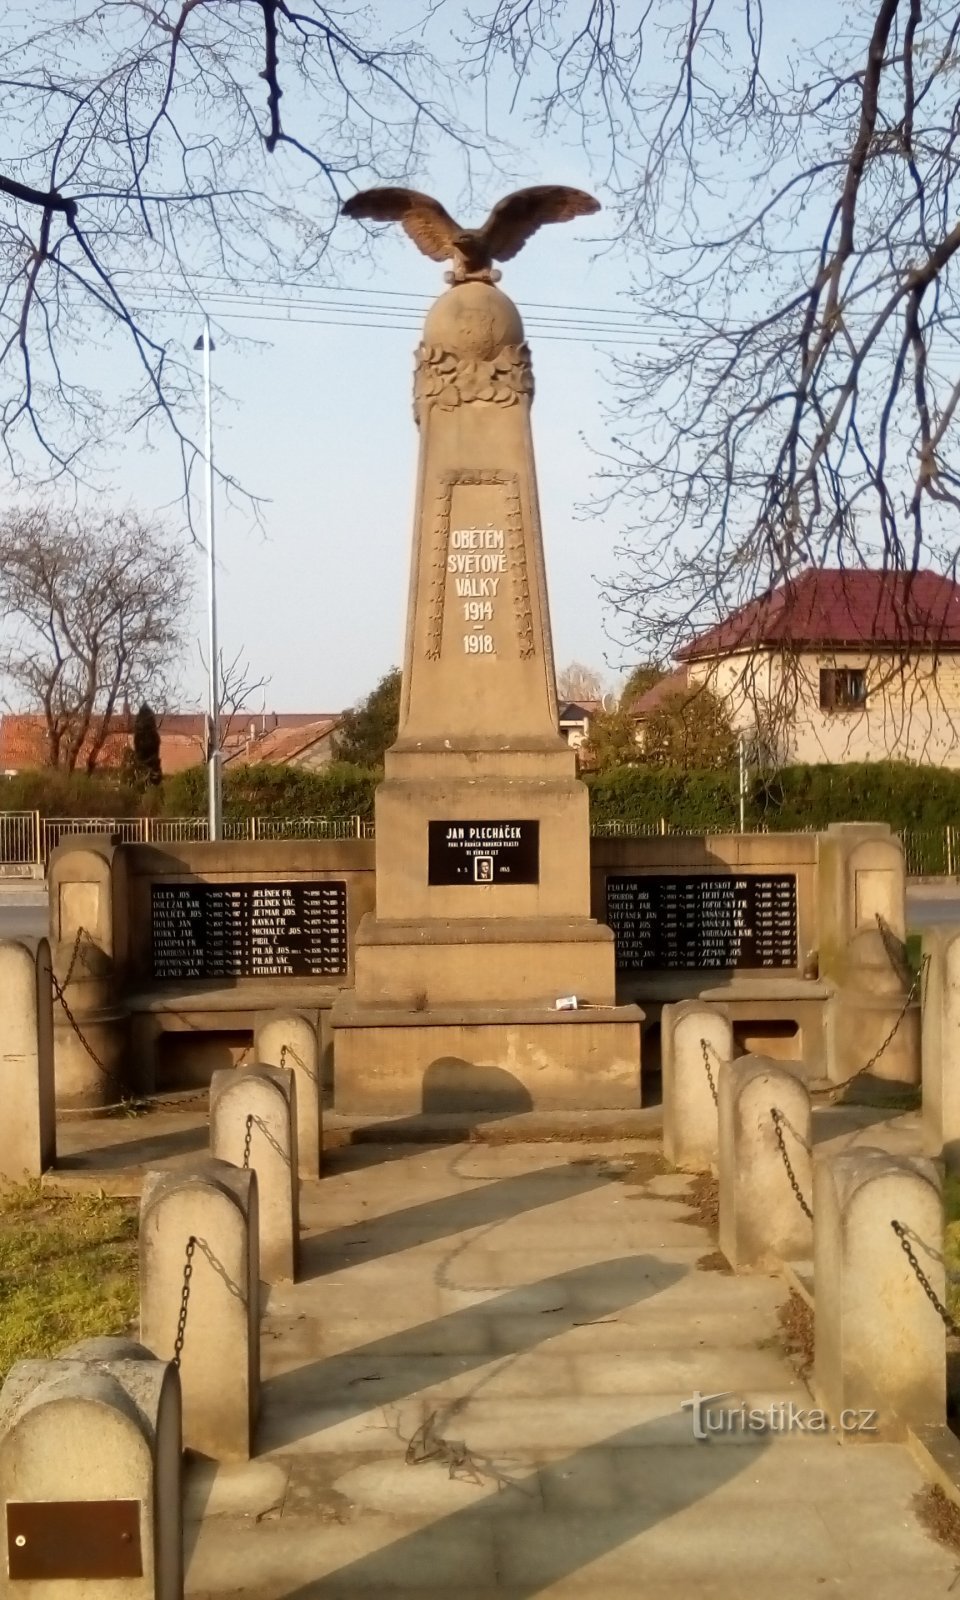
left=586, top=766, right=741, bottom=831
left=161, top=761, right=379, bottom=821
left=749, top=762, right=960, bottom=831
left=588, top=760, right=960, bottom=832
left=3, top=758, right=960, bottom=833
left=0, top=770, right=147, bottom=817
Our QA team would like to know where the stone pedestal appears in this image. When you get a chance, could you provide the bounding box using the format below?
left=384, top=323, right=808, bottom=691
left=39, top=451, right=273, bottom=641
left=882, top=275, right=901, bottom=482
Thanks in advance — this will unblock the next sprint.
left=334, top=1002, right=642, bottom=1113
left=0, top=1337, right=181, bottom=1598
left=817, top=824, right=919, bottom=1085
left=814, top=1148, right=945, bottom=1433
left=0, top=937, right=56, bottom=1180
left=48, top=837, right=129, bottom=1107
left=331, top=277, right=641, bottom=1110
left=662, top=1001, right=732, bottom=1173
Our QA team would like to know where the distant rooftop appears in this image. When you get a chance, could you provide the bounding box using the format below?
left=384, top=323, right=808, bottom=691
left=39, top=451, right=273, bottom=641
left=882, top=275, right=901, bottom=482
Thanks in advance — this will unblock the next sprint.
left=677, top=568, right=960, bottom=660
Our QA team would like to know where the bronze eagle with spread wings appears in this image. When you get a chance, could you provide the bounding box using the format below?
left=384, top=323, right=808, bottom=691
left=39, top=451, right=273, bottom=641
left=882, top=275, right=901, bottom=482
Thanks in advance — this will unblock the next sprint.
left=341, top=185, right=600, bottom=283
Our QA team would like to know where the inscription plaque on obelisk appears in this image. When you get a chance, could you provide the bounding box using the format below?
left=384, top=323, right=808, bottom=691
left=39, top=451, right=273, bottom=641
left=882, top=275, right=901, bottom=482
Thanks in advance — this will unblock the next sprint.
left=332, top=185, right=643, bottom=1110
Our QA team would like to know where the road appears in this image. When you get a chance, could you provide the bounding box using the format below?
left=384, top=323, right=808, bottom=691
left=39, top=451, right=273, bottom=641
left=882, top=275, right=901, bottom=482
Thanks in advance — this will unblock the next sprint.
left=0, top=893, right=47, bottom=940
left=905, top=887, right=960, bottom=927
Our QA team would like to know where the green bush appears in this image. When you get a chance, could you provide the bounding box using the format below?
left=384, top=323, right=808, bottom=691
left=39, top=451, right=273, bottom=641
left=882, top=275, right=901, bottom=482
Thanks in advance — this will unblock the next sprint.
left=161, top=761, right=379, bottom=820
left=750, top=762, right=960, bottom=831
left=0, top=770, right=144, bottom=817
left=586, top=766, right=741, bottom=831
left=5, top=756, right=960, bottom=834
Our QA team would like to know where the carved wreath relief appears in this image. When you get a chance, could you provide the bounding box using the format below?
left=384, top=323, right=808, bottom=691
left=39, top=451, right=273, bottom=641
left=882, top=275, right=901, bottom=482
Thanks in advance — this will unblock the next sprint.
left=413, top=342, right=534, bottom=424
left=425, top=469, right=535, bottom=662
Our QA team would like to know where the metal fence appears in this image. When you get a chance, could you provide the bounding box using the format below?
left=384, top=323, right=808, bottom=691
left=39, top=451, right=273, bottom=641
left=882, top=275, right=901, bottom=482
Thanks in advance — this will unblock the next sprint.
left=0, top=809, right=956, bottom=875
left=0, top=812, right=373, bottom=866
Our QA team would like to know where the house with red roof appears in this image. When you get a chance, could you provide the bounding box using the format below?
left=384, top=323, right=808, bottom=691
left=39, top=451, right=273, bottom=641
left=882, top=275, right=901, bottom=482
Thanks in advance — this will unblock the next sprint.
left=0, top=710, right=342, bottom=777
left=643, top=567, right=960, bottom=766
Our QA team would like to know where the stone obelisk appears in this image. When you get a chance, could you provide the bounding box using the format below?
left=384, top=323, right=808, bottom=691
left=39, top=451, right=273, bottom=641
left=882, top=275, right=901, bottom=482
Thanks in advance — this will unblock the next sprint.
left=333, top=189, right=642, bottom=1111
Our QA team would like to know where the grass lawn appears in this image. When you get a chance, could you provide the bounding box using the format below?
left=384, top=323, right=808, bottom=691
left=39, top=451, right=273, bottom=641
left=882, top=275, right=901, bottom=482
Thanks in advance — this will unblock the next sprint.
left=0, top=1183, right=138, bottom=1379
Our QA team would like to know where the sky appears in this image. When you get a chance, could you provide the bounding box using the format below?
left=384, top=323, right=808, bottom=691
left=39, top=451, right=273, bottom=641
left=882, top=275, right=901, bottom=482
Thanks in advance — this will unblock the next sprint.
left=168, top=230, right=633, bottom=713
left=2, top=0, right=840, bottom=719
left=39, top=0, right=673, bottom=718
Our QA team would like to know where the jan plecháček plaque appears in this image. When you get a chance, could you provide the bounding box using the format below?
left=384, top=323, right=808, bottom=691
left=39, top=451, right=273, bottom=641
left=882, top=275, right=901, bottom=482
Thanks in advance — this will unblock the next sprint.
left=606, top=874, right=797, bottom=972
left=151, top=881, right=348, bottom=980
left=428, top=821, right=539, bottom=885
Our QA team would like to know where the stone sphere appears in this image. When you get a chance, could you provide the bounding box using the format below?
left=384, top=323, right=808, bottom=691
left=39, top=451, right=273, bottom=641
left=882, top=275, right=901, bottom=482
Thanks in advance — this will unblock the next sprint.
left=422, top=281, right=525, bottom=358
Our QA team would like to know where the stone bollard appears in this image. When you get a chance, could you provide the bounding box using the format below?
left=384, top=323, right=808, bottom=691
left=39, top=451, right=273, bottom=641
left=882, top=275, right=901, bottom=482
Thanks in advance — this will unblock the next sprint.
left=718, top=1055, right=813, bottom=1270
left=0, top=1336, right=181, bottom=1597
left=140, top=1160, right=259, bottom=1463
left=661, top=1000, right=733, bottom=1172
left=254, top=1009, right=322, bottom=1178
left=814, top=1148, right=945, bottom=1434
left=0, top=937, right=56, bottom=1181
left=921, top=925, right=960, bottom=1169
left=48, top=837, right=128, bottom=1107
left=210, top=1066, right=299, bottom=1284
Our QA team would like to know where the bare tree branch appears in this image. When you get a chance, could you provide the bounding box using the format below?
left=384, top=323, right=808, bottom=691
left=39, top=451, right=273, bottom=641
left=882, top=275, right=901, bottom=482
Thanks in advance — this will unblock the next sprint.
left=0, top=502, right=193, bottom=770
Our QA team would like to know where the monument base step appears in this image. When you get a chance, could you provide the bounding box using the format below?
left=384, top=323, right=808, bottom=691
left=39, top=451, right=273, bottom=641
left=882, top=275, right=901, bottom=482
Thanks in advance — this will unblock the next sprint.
left=331, top=999, right=644, bottom=1114
left=352, top=914, right=617, bottom=1006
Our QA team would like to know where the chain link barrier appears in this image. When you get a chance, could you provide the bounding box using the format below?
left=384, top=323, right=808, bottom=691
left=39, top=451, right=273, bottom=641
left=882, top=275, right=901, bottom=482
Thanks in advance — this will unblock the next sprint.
left=813, top=957, right=926, bottom=1102
left=52, top=926, right=228, bottom=1117
left=770, top=1107, right=813, bottom=1220
left=242, top=1114, right=254, bottom=1170
left=699, top=1038, right=719, bottom=1106
left=49, top=926, right=130, bottom=1105
left=891, top=1219, right=960, bottom=1339
left=172, top=1235, right=196, bottom=1369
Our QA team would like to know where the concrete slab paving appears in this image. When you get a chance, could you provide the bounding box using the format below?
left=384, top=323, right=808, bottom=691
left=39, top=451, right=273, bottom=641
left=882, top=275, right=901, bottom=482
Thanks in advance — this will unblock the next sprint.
left=166, top=1135, right=958, bottom=1598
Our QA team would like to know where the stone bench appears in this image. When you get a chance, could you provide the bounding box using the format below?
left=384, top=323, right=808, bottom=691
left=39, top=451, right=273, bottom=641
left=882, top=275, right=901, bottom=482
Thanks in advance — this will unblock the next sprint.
left=124, top=985, right=334, bottom=1100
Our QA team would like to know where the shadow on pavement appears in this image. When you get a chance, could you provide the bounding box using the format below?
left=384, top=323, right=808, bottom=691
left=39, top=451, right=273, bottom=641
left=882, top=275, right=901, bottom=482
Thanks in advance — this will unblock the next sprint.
left=297, top=1157, right=624, bottom=1279
left=277, top=1407, right=770, bottom=1598
left=262, top=1254, right=683, bottom=1450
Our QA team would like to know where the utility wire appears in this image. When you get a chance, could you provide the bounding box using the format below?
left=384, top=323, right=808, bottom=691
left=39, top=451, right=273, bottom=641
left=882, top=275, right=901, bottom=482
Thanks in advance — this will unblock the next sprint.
left=122, top=269, right=665, bottom=326
left=130, top=298, right=674, bottom=346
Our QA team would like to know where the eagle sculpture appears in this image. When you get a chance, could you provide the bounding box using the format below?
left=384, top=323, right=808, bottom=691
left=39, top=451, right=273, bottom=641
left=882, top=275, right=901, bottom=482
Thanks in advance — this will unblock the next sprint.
left=341, top=185, right=600, bottom=283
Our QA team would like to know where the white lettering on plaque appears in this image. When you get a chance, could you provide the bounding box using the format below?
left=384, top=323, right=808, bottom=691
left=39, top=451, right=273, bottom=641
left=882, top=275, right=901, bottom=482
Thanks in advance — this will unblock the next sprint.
left=446, top=525, right=507, bottom=658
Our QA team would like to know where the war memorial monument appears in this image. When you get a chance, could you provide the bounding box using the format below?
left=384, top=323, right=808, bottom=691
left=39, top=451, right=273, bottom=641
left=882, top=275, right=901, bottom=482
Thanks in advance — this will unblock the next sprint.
left=2, top=187, right=959, bottom=1600
left=41, top=185, right=919, bottom=1114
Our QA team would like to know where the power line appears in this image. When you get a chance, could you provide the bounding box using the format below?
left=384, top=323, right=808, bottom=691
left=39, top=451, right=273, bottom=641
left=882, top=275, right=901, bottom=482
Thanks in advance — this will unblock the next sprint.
left=124, top=268, right=662, bottom=326
left=130, top=297, right=675, bottom=346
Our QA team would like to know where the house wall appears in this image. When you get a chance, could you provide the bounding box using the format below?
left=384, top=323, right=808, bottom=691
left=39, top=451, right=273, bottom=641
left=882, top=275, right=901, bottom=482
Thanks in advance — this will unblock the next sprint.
left=688, top=648, right=960, bottom=766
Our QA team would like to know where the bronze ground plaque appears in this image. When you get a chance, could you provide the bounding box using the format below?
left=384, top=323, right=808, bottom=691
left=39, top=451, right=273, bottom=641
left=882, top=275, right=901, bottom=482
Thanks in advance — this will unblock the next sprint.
left=7, top=1499, right=142, bottom=1579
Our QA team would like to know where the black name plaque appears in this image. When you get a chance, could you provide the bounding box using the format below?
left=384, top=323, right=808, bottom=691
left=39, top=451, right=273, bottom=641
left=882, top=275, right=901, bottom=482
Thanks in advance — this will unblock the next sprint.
left=428, top=820, right=539, bottom=885
left=151, top=880, right=348, bottom=980
left=606, top=873, right=797, bottom=972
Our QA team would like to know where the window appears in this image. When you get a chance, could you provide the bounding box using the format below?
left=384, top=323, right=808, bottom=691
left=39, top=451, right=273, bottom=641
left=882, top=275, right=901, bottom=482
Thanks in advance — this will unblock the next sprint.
left=819, top=667, right=867, bottom=711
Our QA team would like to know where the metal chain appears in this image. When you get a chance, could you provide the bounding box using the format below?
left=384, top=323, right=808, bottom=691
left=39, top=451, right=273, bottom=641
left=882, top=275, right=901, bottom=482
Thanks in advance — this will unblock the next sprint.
left=53, top=928, right=207, bottom=1115
left=242, top=1113, right=254, bottom=1170
left=891, top=1220, right=960, bottom=1338
left=770, top=1107, right=813, bottom=1220
left=876, top=912, right=913, bottom=987
left=61, top=925, right=88, bottom=989
left=172, top=1236, right=196, bottom=1369
left=814, top=957, right=926, bottom=1101
left=48, top=970, right=134, bottom=1107
left=699, top=1038, right=719, bottom=1106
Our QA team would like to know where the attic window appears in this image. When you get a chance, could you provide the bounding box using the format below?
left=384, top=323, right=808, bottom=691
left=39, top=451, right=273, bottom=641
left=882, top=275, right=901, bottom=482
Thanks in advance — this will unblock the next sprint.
left=820, top=667, right=867, bottom=711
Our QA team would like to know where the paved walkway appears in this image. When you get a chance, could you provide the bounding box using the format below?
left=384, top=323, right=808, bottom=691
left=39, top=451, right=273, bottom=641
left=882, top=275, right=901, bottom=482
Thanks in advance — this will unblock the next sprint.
left=179, top=1136, right=955, bottom=1599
